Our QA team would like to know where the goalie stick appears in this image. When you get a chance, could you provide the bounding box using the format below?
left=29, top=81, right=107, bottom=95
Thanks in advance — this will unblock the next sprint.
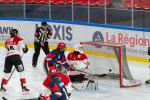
left=74, top=68, right=107, bottom=78
left=72, top=85, right=84, bottom=91
left=73, top=68, right=120, bottom=79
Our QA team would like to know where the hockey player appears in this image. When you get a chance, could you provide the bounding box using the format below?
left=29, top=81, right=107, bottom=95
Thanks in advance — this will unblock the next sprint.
left=43, top=62, right=72, bottom=94
left=43, top=42, right=70, bottom=74
left=40, top=66, right=71, bottom=100
left=55, top=62, right=72, bottom=93
left=145, top=47, right=150, bottom=84
left=145, top=65, right=150, bottom=84
left=32, top=21, right=52, bottom=68
left=67, top=44, right=89, bottom=82
left=0, top=29, right=29, bottom=93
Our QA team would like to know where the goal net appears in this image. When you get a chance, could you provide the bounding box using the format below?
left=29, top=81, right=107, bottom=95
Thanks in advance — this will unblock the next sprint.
left=80, top=41, right=141, bottom=88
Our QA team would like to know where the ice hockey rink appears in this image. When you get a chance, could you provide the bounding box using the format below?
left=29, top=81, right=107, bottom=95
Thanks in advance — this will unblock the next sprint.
left=0, top=46, right=150, bottom=100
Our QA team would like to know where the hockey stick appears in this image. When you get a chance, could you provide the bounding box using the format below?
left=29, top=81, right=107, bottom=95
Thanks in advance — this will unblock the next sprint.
left=74, top=69, right=107, bottom=78
left=63, top=85, right=71, bottom=100
left=7, top=68, right=16, bottom=84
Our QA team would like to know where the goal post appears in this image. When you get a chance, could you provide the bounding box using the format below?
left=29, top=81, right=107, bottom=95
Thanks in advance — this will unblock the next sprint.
left=80, top=41, right=141, bottom=88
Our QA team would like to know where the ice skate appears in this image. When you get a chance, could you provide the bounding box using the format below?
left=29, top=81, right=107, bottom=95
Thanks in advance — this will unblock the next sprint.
left=0, top=85, right=6, bottom=92
left=145, top=79, right=150, bottom=84
left=32, top=64, right=37, bottom=68
left=22, top=85, right=29, bottom=94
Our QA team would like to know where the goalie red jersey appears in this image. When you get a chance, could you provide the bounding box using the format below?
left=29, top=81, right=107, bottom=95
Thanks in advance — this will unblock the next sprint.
left=67, top=52, right=87, bottom=61
left=67, top=44, right=89, bottom=69
left=67, top=44, right=89, bottom=82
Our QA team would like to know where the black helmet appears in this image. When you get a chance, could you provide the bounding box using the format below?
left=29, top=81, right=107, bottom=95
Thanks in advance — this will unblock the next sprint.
left=9, top=29, right=18, bottom=36
left=41, top=21, right=47, bottom=26
left=54, top=62, right=62, bottom=72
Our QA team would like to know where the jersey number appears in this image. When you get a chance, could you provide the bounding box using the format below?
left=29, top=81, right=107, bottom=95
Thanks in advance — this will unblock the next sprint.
left=6, top=46, right=15, bottom=51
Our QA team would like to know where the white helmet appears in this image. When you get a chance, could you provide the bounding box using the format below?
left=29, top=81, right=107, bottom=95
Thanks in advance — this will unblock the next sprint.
left=74, top=44, right=83, bottom=53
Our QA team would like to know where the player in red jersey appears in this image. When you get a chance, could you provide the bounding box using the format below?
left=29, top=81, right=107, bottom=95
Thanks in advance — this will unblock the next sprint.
left=0, top=29, right=29, bottom=93
left=67, top=44, right=89, bottom=82
left=54, top=62, right=72, bottom=96
left=40, top=62, right=72, bottom=100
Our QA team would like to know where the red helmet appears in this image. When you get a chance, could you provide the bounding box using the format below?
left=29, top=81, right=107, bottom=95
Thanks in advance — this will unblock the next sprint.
left=57, top=42, right=66, bottom=51
left=49, top=67, right=58, bottom=76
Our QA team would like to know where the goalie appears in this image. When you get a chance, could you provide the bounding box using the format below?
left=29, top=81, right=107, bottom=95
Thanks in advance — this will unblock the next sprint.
left=67, top=44, right=89, bottom=83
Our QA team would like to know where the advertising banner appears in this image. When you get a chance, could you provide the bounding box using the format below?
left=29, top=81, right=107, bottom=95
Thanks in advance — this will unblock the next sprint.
left=0, top=20, right=149, bottom=59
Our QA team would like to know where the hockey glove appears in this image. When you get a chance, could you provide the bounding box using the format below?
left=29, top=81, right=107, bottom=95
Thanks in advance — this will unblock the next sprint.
left=23, top=45, right=28, bottom=53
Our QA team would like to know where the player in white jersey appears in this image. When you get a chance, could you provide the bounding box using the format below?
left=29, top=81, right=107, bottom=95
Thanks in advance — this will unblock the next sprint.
left=0, top=29, right=29, bottom=93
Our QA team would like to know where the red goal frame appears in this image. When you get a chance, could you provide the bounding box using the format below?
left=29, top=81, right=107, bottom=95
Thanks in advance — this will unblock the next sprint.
left=80, top=41, right=141, bottom=88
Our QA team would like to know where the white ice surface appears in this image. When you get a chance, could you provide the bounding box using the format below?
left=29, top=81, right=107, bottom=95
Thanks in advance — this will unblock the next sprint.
left=0, top=47, right=150, bottom=100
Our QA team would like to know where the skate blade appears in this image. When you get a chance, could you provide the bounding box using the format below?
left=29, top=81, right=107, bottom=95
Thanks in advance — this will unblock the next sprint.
left=2, top=97, right=7, bottom=100
left=22, top=91, right=29, bottom=95
left=0, top=90, right=6, bottom=93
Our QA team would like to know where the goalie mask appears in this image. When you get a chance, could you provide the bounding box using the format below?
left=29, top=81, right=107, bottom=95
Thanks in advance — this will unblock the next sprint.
left=74, top=44, right=84, bottom=53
